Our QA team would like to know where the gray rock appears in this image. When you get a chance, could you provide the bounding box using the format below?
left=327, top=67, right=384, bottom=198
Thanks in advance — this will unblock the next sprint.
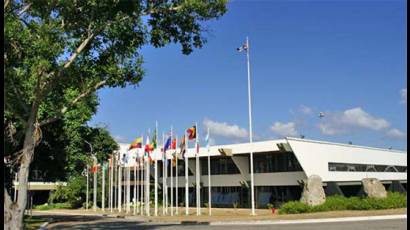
left=300, top=175, right=326, bottom=206
left=362, top=178, right=387, bottom=198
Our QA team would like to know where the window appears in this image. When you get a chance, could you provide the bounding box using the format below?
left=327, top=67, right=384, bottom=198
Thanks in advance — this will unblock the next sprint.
left=328, top=162, right=405, bottom=173
left=201, top=157, right=240, bottom=175
left=254, top=152, right=302, bottom=173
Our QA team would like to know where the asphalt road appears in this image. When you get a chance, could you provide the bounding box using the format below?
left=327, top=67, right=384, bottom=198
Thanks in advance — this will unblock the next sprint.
left=39, top=214, right=406, bottom=230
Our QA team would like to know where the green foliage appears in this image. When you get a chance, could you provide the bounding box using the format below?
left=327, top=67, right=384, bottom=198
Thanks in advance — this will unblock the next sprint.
left=34, top=202, right=72, bottom=210
left=266, top=203, right=274, bottom=209
left=4, top=0, right=227, bottom=193
left=278, top=192, right=407, bottom=214
left=278, top=201, right=311, bottom=214
left=49, top=175, right=86, bottom=208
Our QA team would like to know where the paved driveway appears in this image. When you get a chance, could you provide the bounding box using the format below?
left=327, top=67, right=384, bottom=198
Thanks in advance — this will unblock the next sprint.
left=37, top=214, right=406, bottom=230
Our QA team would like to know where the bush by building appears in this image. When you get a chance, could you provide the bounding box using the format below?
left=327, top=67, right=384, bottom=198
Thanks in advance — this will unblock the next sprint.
left=278, top=192, right=407, bottom=214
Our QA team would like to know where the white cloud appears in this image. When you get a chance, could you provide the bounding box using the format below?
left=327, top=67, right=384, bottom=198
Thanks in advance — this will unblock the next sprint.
left=203, top=118, right=248, bottom=140
left=299, top=105, right=313, bottom=115
left=318, top=107, right=390, bottom=135
left=400, top=88, right=407, bottom=104
left=113, top=135, right=127, bottom=143
left=386, top=128, right=407, bottom=140
left=270, top=122, right=299, bottom=137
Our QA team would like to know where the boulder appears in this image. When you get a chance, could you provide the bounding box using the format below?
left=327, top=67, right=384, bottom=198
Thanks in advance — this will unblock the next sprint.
left=362, top=178, right=387, bottom=198
left=300, top=175, right=326, bottom=206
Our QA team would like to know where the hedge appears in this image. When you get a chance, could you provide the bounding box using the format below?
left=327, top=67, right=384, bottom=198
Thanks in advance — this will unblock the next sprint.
left=278, top=192, right=407, bottom=214
left=34, top=202, right=72, bottom=210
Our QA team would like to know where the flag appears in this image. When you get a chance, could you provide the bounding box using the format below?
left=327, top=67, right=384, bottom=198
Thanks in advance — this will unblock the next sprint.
left=91, top=164, right=99, bottom=173
left=187, top=126, right=196, bottom=140
left=128, top=137, right=142, bottom=150
left=171, top=138, right=177, bottom=150
left=152, top=128, right=157, bottom=149
left=164, top=136, right=172, bottom=152
left=179, top=135, right=186, bottom=158
left=145, top=136, right=154, bottom=163
left=145, top=136, right=154, bottom=153
left=172, top=151, right=177, bottom=167
left=237, top=41, right=248, bottom=52
left=196, top=142, right=200, bottom=154
left=122, top=153, right=128, bottom=164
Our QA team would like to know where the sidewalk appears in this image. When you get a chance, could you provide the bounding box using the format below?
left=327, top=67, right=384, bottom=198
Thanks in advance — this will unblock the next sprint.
left=33, top=207, right=407, bottom=224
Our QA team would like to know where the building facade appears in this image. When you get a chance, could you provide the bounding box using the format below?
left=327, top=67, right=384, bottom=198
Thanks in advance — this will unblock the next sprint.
left=118, top=137, right=407, bottom=209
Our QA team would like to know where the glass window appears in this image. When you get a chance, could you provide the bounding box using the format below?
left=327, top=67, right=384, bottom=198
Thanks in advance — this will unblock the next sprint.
left=328, top=162, right=405, bottom=173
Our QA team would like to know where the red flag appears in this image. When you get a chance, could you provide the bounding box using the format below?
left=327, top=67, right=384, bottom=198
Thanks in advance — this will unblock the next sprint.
left=171, top=138, right=177, bottom=149
left=187, top=126, right=196, bottom=140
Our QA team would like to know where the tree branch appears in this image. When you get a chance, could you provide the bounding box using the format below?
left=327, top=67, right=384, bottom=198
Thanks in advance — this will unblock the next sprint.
left=17, top=2, right=31, bottom=16
left=4, top=0, right=10, bottom=10
left=64, top=32, right=95, bottom=69
left=40, top=79, right=107, bottom=127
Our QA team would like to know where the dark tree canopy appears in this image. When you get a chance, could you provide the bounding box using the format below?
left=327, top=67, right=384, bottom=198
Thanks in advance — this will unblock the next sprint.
left=4, top=1, right=227, bottom=228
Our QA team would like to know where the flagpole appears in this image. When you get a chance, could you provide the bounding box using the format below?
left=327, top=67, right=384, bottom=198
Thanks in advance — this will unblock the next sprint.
left=185, top=133, right=189, bottom=216
left=108, top=160, right=110, bottom=211
left=207, top=127, right=211, bottom=216
left=93, top=158, right=98, bottom=212
left=86, top=165, right=89, bottom=211
left=134, top=160, right=137, bottom=215
left=110, top=154, right=114, bottom=212
left=244, top=36, right=256, bottom=215
left=170, top=126, right=174, bottom=216
left=165, top=133, right=168, bottom=215
left=140, top=135, right=144, bottom=215
left=127, top=164, right=131, bottom=213
left=162, top=132, right=165, bottom=215
left=118, top=161, right=122, bottom=212
left=175, top=136, right=179, bottom=215
left=196, top=122, right=200, bottom=216
left=136, top=145, right=140, bottom=215
left=102, top=162, right=106, bottom=212
left=109, top=157, right=112, bottom=212
left=146, top=139, right=151, bottom=216
left=154, top=121, right=159, bottom=216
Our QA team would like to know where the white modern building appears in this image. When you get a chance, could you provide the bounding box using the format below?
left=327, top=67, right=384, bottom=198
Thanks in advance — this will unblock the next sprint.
left=117, top=137, right=407, bottom=208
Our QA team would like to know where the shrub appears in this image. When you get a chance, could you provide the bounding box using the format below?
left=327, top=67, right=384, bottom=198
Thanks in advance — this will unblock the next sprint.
left=266, top=203, right=274, bottom=209
left=278, top=201, right=310, bottom=214
left=49, top=175, right=86, bottom=208
left=278, top=192, right=406, bottom=214
left=35, top=202, right=72, bottom=210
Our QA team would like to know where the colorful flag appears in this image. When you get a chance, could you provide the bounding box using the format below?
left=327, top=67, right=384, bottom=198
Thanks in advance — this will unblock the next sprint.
left=237, top=42, right=248, bottom=52
left=145, top=136, right=154, bottom=153
left=164, top=136, right=172, bottom=152
left=171, top=138, right=177, bottom=150
left=152, top=128, right=157, bottom=149
left=187, top=126, right=196, bottom=140
left=128, top=137, right=142, bottom=150
left=179, top=135, right=186, bottom=158
left=122, top=153, right=129, bottom=164
left=91, top=164, right=99, bottom=173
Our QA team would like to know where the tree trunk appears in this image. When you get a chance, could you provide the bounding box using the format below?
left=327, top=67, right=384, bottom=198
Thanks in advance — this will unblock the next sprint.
left=4, top=104, right=38, bottom=230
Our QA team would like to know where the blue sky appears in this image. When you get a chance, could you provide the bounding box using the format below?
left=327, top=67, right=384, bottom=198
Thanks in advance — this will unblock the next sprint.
left=89, top=0, right=407, bottom=150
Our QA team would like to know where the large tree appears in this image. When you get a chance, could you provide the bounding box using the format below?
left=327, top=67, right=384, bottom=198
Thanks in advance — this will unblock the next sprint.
left=4, top=0, right=227, bottom=228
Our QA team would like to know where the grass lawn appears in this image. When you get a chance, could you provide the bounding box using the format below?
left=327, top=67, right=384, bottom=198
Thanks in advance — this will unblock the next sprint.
left=24, top=215, right=48, bottom=230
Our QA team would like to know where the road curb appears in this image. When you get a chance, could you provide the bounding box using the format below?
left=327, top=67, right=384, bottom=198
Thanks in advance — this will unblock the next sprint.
left=209, top=214, right=407, bottom=226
